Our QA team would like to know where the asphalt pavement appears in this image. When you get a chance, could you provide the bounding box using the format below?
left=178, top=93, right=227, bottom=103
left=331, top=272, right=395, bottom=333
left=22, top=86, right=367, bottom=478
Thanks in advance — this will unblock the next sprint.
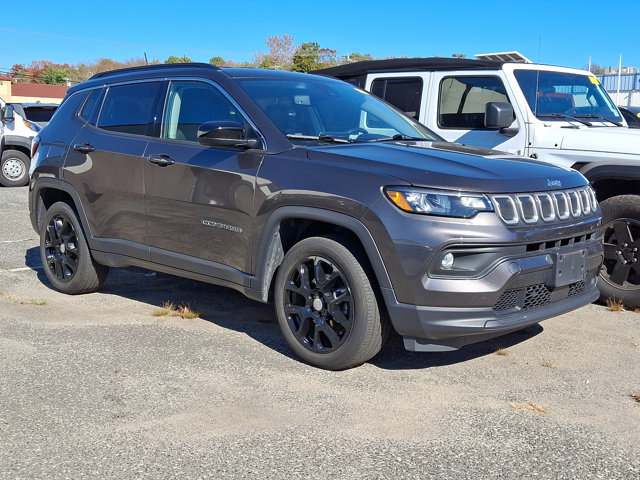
left=1, top=186, right=639, bottom=479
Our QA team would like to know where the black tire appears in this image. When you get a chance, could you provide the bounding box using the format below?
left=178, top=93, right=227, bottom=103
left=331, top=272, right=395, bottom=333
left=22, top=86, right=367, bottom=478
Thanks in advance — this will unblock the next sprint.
left=599, top=195, right=640, bottom=307
left=274, top=236, right=383, bottom=370
left=0, top=150, right=30, bottom=187
left=40, top=201, right=109, bottom=294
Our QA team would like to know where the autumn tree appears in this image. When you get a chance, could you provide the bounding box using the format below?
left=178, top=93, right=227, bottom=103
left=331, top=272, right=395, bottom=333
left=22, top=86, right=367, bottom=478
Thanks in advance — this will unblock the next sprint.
left=253, top=34, right=296, bottom=70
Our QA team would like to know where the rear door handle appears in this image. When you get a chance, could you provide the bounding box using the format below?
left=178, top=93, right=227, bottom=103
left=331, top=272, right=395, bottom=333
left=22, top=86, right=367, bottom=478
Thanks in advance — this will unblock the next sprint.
left=147, top=154, right=175, bottom=167
left=73, top=143, right=95, bottom=154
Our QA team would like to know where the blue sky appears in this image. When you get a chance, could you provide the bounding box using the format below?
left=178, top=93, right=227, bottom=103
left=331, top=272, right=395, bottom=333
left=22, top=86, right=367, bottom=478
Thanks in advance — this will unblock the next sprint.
left=3, top=0, right=638, bottom=72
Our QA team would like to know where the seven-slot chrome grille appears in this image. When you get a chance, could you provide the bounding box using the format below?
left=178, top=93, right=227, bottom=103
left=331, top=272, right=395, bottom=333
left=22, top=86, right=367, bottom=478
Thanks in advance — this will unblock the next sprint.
left=489, top=186, right=598, bottom=227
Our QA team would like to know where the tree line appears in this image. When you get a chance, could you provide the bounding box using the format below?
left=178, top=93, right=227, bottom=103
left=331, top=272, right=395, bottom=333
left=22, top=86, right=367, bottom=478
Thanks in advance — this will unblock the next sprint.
left=7, top=34, right=374, bottom=85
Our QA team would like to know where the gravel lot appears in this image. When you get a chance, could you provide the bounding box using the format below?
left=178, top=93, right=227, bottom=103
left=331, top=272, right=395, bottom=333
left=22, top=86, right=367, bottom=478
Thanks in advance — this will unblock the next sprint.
left=1, top=185, right=639, bottom=479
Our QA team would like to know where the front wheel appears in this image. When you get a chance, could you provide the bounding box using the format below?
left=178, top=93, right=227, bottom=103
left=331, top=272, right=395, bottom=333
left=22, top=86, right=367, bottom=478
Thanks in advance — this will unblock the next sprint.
left=274, top=236, right=383, bottom=370
left=40, top=201, right=109, bottom=294
left=599, top=195, right=640, bottom=307
left=0, top=150, right=30, bottom=187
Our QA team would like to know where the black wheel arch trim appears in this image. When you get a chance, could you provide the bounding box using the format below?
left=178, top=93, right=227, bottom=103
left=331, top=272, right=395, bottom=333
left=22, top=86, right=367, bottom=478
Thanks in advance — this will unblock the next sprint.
left=252, top=206, right=394, bottom=303
left=2, top=135, right=33, bottom=152
left=573, top=161, right=640, bottom=183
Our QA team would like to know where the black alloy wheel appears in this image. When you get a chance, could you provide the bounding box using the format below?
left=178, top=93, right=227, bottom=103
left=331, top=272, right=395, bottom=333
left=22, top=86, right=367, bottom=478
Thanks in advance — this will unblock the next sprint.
left=601, top=219, right=640, bottom=286
left=599, top=195, right=640, bottom=308
left=44, top=213, right=80, bottom=283
left=274, top=236, right=384, bottom=370
left=40, top=202, right=109, bottom=294
left=283, top=255, right=354, bottom=354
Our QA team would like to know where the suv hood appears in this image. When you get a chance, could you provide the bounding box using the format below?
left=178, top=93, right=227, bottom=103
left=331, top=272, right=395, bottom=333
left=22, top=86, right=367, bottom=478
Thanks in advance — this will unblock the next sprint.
left=559, top=126, right=640, bottom=155
left=307, top=141, right=587, bottom=193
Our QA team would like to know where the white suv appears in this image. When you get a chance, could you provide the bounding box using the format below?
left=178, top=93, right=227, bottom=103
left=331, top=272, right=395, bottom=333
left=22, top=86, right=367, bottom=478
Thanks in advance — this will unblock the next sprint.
left=0, top=99, right=57, bottom=187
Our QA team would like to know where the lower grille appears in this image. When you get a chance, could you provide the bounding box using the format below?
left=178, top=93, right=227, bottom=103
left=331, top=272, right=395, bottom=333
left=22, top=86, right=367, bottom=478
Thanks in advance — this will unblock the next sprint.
left=523, top=284, right=551, bottom=310
left=493, top=269, right=596, bottom=312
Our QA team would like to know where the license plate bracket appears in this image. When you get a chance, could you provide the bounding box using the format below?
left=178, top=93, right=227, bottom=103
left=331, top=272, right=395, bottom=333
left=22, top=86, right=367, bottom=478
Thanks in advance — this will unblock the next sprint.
left=550, top=250, right=587, bottom=288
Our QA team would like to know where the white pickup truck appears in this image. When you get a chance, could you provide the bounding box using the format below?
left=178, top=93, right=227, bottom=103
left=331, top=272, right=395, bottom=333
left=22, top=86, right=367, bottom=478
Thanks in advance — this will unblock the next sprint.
left=318, top=58, right=640, bottom=307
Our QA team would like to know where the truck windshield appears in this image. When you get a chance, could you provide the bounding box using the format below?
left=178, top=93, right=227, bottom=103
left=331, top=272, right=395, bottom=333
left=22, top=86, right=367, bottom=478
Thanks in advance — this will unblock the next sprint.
left=237, top=77, right=439, bottom=143
left=513, top=70, right=622, bottom=124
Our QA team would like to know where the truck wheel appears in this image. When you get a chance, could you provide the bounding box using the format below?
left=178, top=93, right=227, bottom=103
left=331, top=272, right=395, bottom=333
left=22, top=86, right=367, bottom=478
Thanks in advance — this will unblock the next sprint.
left=40, top=201, right=109, bottom=294
left=0, top=150, right=30, bottom=187
left=599, top=195, right=640, bottom=307
left=274, top=236, right=383, bottom=370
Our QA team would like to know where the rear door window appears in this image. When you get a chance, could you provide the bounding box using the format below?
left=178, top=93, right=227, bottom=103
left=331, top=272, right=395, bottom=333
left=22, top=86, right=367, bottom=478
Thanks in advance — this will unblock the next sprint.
left=97, top=82, right=163, bottom=136
left=370, top=77, right=423, bottom=119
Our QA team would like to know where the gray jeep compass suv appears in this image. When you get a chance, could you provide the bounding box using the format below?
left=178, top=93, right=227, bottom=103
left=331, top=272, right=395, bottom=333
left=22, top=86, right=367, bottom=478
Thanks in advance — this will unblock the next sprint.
left=29, top=63, right=603, bottom=369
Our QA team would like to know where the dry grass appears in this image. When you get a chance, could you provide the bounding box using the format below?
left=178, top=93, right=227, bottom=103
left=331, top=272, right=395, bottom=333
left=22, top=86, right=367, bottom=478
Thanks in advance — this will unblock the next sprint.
left=541, top=361, right=555, bottom=368
left=634, top=308, right=640, bottom=314
left=510, top=402, right=548, bottom=414
left=630, top=394, right=640, bottom=404
left=152, top=301, right=200, bottom=319
left=0, top=291, right=17, bottom=300
left=20, top=299, right=47, bottom=306
left=495, top=348, right=509, bottom=356
left=606, top=297, right=625, bottom=312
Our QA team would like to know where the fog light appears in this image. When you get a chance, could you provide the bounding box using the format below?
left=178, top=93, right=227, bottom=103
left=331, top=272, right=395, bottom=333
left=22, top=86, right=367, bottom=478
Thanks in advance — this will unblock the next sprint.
left=441, top=253, right=454, bottom=270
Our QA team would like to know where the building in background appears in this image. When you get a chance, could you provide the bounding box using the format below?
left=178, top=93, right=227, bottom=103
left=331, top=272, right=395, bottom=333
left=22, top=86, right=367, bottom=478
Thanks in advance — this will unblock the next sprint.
left=596, top=72, right=640, bottom=107
left=0, top=76, right=67, bottom=104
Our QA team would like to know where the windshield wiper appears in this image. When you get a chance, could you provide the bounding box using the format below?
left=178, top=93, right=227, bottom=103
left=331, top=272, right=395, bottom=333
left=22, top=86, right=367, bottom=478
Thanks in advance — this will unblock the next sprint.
left=360, top=134, right=427, bottom=143
left=573, top=114, right=623, bottom=127
left=536, top=113, right=592, bottom=127
left=286, top=134, right=351, bottom=144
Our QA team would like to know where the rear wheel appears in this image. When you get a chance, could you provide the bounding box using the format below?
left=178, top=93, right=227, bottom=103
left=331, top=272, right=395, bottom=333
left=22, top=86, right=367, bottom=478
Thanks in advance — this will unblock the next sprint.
left=599, top=195, right=640, bottom=307
left=274, top=236, right=383, bottom=370
left=40, top=202, right=109, bottom=294
left=0, top=150, right=30, bottom=187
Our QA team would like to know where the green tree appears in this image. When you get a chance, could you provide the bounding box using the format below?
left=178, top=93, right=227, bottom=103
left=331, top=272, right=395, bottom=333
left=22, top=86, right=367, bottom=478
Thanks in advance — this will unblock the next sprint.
left=165, top=55, right=192, bottom=64
left=344, top=52, right=374, bottom=63
left=39, top=66, right=69, bottom=85
left=209, top=56, right=225, bottom=66
left=292, top=42, right=322, bottom=73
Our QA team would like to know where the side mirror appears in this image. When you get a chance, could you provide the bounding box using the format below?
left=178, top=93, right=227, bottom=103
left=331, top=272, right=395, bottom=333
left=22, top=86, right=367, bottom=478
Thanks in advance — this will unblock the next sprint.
left=197, top=121, right=262, bottom=149
left=485, top=102, right=514, bottom=129
left=2, top=104, right=14, bottom=123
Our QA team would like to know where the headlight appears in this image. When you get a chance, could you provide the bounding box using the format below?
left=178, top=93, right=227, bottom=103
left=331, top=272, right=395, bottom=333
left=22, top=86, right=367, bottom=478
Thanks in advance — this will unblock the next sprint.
left=385, top=187, right=493, bottom=218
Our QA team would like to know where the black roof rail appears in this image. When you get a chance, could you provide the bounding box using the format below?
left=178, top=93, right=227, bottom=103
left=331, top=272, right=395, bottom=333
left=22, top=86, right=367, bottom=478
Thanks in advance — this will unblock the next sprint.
left=89, top=62, right=220, bottom=80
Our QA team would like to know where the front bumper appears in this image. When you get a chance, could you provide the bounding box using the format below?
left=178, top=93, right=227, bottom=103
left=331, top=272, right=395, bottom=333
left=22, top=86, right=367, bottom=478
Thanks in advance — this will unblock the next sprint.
left=382, top=240, right=603, bottom=352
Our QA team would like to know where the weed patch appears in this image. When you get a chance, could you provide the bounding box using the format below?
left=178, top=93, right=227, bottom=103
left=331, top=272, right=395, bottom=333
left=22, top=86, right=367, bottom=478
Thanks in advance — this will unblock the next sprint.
left=606, top=297, right=625, bottom=312
left=152, top=301, right=200, bottom=319
left=20, top=299, right=47, bottom=306
left=495, top=348, right=509, bottom=356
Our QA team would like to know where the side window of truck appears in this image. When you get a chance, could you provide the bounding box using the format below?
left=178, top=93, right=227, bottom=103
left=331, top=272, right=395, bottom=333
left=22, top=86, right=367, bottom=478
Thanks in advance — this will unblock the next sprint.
left=370, top=77, right=423, bottom=119
left=438, top=76, right=509, bottom=129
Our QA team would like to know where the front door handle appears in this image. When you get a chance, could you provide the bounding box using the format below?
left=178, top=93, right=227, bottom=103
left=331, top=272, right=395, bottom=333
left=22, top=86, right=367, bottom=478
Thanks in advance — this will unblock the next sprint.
left=147, top=154, right=175, bottom=167
left=73, top=143, right=95, bottom=154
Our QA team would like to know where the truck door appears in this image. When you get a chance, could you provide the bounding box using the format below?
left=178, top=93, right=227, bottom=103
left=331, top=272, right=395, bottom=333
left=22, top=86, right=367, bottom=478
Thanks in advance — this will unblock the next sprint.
left=425, top=72, right=528, bottom=155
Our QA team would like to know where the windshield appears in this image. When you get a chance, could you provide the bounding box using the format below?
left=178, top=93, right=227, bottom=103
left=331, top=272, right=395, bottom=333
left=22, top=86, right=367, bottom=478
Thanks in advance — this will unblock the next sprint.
left=237, top=77, right=439, bottom=143
left=513, top=69, right=622, bottom=123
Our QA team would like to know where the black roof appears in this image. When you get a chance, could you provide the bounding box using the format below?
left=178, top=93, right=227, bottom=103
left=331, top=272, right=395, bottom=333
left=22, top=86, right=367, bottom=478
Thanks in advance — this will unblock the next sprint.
left=314, top=57, right=505, bottom=78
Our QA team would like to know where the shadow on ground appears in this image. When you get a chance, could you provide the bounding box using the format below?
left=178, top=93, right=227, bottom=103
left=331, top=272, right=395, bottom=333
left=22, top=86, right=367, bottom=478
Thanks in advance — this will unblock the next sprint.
left=25, top=247, right=544, bottom=371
